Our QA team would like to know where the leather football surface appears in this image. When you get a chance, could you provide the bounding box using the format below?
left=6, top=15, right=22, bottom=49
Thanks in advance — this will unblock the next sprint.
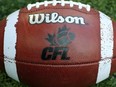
left=0, top=0, right=116, bottom=87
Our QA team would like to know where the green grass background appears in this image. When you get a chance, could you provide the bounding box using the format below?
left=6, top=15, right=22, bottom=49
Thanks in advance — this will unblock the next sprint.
left=0, top=0, right=116, bottom=87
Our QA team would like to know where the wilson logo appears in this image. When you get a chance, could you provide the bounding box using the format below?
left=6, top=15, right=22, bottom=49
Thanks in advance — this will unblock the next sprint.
left=29, top=12, right=85, bottom=24
left=41, top=25, right=75, bottom=60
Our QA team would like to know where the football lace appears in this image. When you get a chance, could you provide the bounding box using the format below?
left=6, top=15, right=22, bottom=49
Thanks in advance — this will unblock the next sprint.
left=27, top=0, right=91, bottom=11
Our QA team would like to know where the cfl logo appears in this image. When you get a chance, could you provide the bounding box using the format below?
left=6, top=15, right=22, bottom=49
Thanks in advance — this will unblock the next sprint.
left=41, top=47, right=70, bottom=60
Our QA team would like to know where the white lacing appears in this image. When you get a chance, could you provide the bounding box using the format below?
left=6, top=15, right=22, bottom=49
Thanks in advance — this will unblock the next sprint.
left=27, top=0, right=91, bottom=11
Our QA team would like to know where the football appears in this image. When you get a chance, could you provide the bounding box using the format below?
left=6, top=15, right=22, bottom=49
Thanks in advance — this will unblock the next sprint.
left=0, top=0, right=116, bottom=87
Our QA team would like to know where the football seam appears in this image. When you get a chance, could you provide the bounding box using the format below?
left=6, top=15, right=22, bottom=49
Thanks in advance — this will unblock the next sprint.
left=2, top=56, right=115, bottom=65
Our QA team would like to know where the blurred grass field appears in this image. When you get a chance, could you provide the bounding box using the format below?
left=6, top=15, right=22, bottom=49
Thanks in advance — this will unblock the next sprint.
left=0, top=0, right=116, bottom=87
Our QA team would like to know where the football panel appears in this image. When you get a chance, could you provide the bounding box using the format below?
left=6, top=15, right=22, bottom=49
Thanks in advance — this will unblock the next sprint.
left=111, top=21, right=116, bottom=74
left=15, top=6, right=101, bottom=64
left=16, top=62, right=98, bottom=87
left=111, top=58, right=116, bottom=75
left=113, top=21, right=116, bottom=58
left=0, top=57, right=4, bottom=71
left=0, top=19, right=6, bottom=71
